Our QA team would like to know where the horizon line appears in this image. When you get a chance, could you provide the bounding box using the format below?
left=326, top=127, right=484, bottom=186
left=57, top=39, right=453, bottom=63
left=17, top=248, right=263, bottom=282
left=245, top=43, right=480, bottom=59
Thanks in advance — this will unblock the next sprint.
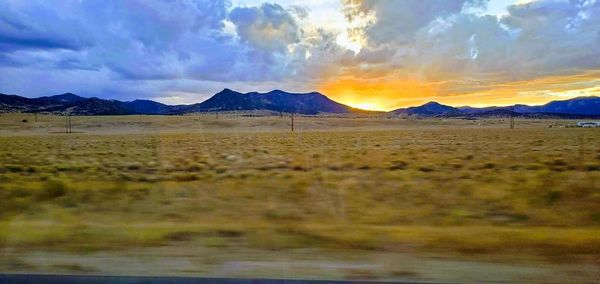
left=2, top=89, right=598, bottom=112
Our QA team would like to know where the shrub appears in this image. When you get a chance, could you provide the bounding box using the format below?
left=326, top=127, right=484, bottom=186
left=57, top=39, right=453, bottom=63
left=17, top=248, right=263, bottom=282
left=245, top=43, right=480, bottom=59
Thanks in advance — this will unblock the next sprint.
left=585, top=163, right=600, bottom=171
left=6, top=165, right=24, bottom=172
left=8, top=186, right=33, bottom=198
left=418, top=165, right=434, bottom=172
left=37, top=179, right=67, bottom=200
left=172, top=173, right=198, bottom=181
left=389, top=160, right=408, bottom=170
left=126, top=163, right=141, bottom=170
left=544, top=189, right=562, bottom=205
left=481, top=162, right=496, bottom=169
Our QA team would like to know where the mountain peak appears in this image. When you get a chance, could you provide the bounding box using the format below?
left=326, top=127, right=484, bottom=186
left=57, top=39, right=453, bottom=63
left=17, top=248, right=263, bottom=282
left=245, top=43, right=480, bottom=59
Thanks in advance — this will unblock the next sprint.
left=220, top=88, right=237, bottom=93
left=215, top=88, right=243, bottom=96
left=54, top=92, right=80, bottom=97
left=422, top=101, right=443, bottom=106
left=393, top=101, right=462, bottom=116
left=47, top=92, right=86, bottom=102
left=191, top=88, right=355, bottom=114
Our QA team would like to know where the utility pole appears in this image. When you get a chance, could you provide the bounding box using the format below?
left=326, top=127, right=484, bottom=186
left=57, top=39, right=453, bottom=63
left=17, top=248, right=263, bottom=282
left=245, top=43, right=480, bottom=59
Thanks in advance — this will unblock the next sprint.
left=510, top=105, right=515, bottom=129
left=216, top=111, right=219, bottom=120
left=291, top=113, right=294, bottom=132
left=65, top=114, right=72, bottom=134
left=579, top=134, right=585, bottom=170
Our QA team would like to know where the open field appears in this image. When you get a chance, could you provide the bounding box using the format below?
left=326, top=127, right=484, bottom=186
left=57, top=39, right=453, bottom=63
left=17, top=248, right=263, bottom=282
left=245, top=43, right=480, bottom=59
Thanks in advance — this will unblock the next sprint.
left=0, top=113, right=599, bottom=282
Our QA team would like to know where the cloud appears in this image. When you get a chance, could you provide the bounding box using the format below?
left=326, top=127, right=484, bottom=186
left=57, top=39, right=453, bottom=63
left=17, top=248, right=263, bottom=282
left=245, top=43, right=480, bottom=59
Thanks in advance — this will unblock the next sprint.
left=224, top=3, right=306, bottom=81
left=229, top=3, right=301, bottom=52
left=334, top=0, right=600, bottom=104
left=0, top=0, right=324, bottom=85
left=342, top=0, right=484, bottom=46
left=0, top=1, right=92, bottom=52
left=0, top=0, right=236, bottom=81
left=0, top=0, right=331, bottom=99
left=1, top=0, right=600, bottom=109
left=287, top=5, right=310, bottom=20
left=501, top=0, right=600, bottom=74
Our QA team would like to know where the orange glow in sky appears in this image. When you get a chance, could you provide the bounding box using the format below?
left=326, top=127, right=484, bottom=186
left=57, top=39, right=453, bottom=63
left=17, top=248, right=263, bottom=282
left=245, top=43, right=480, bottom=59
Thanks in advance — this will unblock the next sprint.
left=320, top=79, right=438, bottom=111
left=320, top=71, right=600, bottom=111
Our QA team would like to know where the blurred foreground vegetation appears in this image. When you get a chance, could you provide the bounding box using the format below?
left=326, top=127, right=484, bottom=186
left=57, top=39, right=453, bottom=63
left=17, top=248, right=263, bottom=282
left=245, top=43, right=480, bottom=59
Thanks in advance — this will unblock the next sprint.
left=0, top=114, right=599, bottom=279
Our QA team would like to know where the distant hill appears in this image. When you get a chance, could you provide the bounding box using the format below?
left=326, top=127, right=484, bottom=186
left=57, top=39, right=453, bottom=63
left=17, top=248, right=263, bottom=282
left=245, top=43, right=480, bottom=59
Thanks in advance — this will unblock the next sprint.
left=0, top=92, right=87, bottom=112
left=458, top=96, right=600, bottom=116
left=37, top=93, right=87, bottom=104
left=392, top=102, right=462, bottom=116
left=458, top=106, right=503, bottom=114
left=47, top=97, right=131, bottom=115
left=394, top=96, right=600, bottom=118
left=0, top=94, right=37, bottom=112
left=45, top=98, right=174, bottom=115
left=1, top=90, right=599, bottom=117
left=471, top=109, right=519, bottom=117
left=0, top=92, right=173, bottom=115
left=521, top=96, right=600, bottom=115
left=185, top=89, right=358, bottom=115
left=0, top=89, right=363, bottom=115
left=123, top=100, right=172, bottom=115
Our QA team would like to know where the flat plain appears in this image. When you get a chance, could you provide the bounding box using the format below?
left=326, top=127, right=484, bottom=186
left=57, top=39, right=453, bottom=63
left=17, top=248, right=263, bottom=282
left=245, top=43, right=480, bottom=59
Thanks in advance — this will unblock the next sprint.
left=0, top=113, right=599, bottom=282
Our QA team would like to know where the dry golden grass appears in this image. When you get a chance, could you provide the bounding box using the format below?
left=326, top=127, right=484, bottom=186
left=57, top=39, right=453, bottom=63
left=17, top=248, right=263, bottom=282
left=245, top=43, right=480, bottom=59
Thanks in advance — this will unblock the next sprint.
left=0, top=113, right=599, bottom=268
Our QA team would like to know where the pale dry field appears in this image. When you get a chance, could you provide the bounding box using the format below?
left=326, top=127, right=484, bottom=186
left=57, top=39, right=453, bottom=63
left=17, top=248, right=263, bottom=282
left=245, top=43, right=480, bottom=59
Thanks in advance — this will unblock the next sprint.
left=0, top=113, right=599, bottom=282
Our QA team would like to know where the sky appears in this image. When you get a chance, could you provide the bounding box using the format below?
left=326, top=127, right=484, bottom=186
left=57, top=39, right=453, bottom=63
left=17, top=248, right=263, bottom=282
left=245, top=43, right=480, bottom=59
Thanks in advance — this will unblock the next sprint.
left=1, top=0, right=599, bottom=111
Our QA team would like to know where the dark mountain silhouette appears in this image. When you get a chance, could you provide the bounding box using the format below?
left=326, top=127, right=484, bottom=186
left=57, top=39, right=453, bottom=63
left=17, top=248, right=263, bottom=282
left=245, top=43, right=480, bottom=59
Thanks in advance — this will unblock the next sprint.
left=468, top=109, right=518, bottom=117
left=37, top=93, right=87, bottom=104
left=0, top=94, right=37, bottom=112
left=521, top=96, right=600, bottom=115
left=0, top=92, right=163, bottom=115
left=0, top=92, right=88, bottom=112
left=44, top=97, right=130, bottom=115
left=459, top=96, right=600, bottom=116
left=464, top=109, right=600, bottom=119
left=464, top=109, right=558, bottom=118
left=458, top=106, right=502, bottom=114
left=392, top=101, right=462, bottom=116
left=395, top=96, right=600, bottom=117
left=1, top=90, right=599, bottom=117
left=0, top=89, right=362, bottom=115
left=44, top=98, right=172, bottom=115
left=185, top=89, right=359, bottom=114
left=123, top=100, right=171, bottom=115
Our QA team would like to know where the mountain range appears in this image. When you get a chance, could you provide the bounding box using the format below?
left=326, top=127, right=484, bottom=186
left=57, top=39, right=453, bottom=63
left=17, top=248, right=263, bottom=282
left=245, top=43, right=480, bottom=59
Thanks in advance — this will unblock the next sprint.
left=1, top=89, right=599, bottom=118
left=0, top=89, right=363, bottom=115
left=391, top=96, right=600, bottom=118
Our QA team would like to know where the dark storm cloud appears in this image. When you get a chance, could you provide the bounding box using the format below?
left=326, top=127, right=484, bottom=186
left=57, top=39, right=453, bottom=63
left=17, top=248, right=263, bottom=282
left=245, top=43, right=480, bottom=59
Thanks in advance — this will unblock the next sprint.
left=0, top=0, right=316, bottom=100
left=229, top=3, right=301, bottom=52
left=0, top=1, right=92, bottom=52
left=340, top=0, right=600, bottom=92
left=1, top=0, right=600, bottom=105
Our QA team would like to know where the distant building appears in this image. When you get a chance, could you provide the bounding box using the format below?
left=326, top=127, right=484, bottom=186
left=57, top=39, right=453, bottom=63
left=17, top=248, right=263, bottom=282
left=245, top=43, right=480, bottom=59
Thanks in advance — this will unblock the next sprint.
left=576, top=121, right=600, bottom=128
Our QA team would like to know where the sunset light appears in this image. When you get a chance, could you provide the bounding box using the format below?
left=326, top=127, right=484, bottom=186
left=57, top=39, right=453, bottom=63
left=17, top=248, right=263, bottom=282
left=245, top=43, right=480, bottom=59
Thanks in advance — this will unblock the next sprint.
left=1, top=0, right=598, bottom=109
left=2, top=1, right=600, bottom=282
left=346, top=102, right=383, bottom=111
left=320, top=78, right=438, bottom=111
